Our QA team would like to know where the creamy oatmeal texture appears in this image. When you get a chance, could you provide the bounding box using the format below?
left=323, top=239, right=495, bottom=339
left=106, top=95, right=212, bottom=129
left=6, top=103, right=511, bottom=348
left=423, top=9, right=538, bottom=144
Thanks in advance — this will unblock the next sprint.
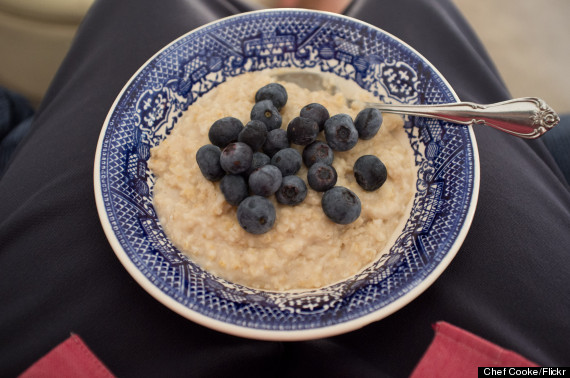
left=149, top=70, right=416, bottom=291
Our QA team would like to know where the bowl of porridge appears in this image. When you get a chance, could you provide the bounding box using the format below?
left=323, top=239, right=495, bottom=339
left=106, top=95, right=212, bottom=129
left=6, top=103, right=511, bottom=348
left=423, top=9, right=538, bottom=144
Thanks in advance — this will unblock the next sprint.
left=94, top=9, right=479, bottom=340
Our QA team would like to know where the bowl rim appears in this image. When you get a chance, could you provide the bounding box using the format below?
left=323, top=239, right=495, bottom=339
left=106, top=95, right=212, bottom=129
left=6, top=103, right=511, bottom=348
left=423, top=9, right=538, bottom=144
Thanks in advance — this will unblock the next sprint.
left=94, top=8, right=480, bottom=341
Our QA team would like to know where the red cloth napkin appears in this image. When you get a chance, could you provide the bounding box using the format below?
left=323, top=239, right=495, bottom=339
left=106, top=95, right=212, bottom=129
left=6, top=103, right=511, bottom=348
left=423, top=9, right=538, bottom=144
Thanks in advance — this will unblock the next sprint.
left=19, top=334, right=115, bottom=378
left=411, top=321, right=538, bottom=377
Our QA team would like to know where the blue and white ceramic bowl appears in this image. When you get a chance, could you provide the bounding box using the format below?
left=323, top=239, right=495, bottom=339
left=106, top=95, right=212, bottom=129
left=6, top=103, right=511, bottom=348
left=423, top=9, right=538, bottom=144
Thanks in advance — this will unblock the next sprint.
left=94, top=9, right=479, bottom=340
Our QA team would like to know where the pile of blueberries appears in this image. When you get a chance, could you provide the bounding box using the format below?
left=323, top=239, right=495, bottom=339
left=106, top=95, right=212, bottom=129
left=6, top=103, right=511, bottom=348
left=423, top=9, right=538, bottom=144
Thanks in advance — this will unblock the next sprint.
left=196, top=83, right=387, bottom=234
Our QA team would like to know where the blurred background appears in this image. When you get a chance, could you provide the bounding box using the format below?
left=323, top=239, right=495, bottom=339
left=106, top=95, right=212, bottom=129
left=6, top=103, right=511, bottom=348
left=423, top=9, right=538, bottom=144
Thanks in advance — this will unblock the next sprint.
left=454, top=0, right=570, bottom=113
left=0, top=0, right=568, bottom=113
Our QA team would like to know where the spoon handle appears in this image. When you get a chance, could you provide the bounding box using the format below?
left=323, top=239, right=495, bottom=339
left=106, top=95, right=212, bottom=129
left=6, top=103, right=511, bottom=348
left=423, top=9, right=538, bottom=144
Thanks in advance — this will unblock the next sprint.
left=365, top=97, right=559, bottom=139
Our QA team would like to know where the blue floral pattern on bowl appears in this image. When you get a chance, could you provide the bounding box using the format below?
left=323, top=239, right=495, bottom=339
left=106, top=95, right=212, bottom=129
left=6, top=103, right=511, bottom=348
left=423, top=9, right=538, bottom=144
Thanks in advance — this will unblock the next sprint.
left=95, top=9, right=478, bottom=339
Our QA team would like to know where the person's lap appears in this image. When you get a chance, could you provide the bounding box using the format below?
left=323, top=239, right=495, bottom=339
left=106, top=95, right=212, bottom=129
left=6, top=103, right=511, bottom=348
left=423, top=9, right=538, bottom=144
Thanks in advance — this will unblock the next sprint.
left=1, top=0, right=568, bottom=376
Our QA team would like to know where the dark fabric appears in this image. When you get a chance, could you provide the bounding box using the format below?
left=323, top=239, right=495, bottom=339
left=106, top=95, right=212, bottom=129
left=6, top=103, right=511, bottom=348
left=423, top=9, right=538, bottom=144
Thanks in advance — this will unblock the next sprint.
left=0, top=87, right=34, bottom=177
left=542, top=114, right=570, bottom=185
left=0, top=0, right=569, bottom=376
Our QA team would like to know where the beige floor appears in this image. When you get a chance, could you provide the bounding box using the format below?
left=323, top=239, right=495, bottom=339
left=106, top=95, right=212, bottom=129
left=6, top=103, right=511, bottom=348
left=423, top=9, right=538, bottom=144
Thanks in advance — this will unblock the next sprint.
left=453, top=0, right=570, bottom=114
left=0, top=0, right=93, bottom=107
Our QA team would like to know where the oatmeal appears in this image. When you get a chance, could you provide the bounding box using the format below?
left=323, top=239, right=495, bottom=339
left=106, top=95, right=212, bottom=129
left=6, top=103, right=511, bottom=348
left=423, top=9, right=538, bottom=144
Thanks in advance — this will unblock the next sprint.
left=148, top=70, right=416, bottom=291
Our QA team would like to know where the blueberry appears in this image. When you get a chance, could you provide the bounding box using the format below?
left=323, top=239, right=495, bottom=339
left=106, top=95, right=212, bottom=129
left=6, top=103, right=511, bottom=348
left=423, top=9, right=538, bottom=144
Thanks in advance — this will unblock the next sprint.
left=248, top=164, right=282, bottom=197
left=245, top=151, right=270, bottom=177
left=271, top=148, right=302, bottom=176
left=300, top=103, right=329, bottom=131
left=287, top=116, right=319, bottom=146
left=255, top=83, right=288, bottom=110
left=321, top=186, right=361, bottom=224
left=302, top=141, right=334, bottom=168
left=219, top=142, right=253, bottom=174
left=208, top=117, right=244, bottom=148
left=276, top=175, right=307, bottom=206
left=353, top=155, right=387, bottom=191
left=238, top=120, right=267, bottom=151
left=251, top=99, right=282, bottom=131
left=307, top=162, right=337, bottom=192
left=220, top=174, right=248, bottom=206
left=262, top=129, right=290, bottom=157
left=196, top=144, right=225, bottom=181
left=354, top=108, right=383, bottom=140
left=324, top=114, right=358, bottom=151
left=237, top=195, right=276, bottom=234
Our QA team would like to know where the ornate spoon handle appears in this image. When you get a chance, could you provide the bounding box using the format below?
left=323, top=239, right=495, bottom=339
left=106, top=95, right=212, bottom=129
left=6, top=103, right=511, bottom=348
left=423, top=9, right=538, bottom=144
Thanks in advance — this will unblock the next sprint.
left=364, top=97, right=559, bottom=139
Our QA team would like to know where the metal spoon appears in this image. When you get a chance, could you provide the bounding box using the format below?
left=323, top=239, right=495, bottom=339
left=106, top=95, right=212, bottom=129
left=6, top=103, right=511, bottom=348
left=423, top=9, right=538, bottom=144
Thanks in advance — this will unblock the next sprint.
left=274, top=71, right=559, bottom=139
left=363, top=98, right=559, bottom=140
